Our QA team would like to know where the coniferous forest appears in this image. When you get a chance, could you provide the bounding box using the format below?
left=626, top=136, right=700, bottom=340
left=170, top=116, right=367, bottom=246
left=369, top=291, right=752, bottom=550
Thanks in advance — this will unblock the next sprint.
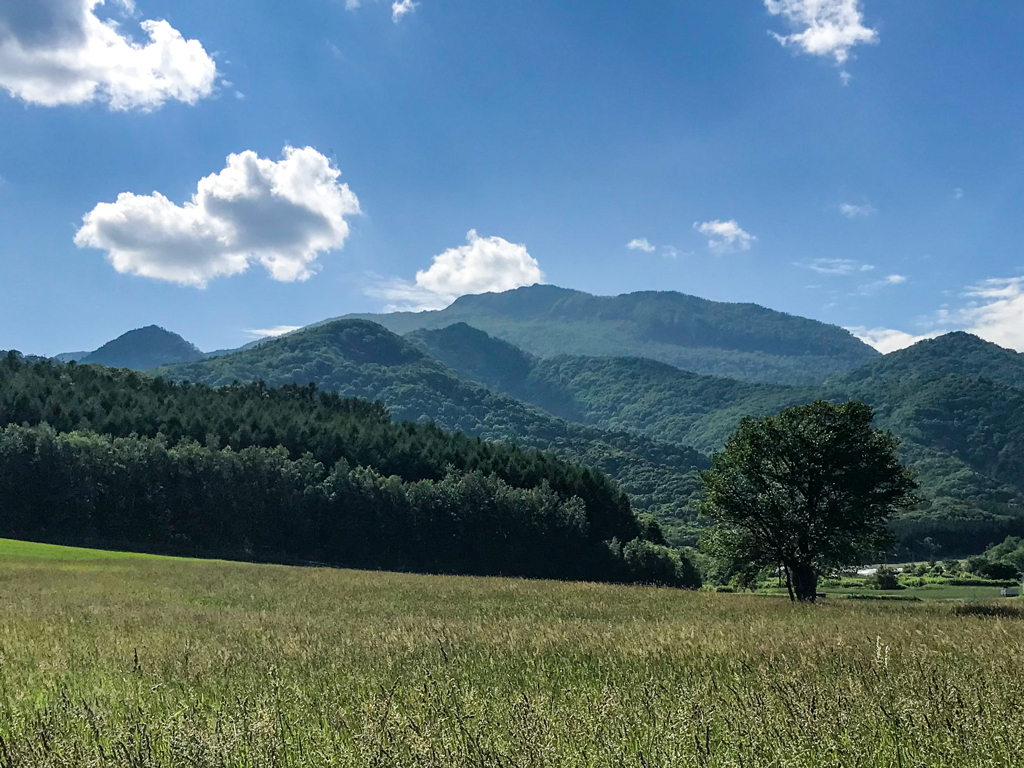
left=0, top=352, right=699, bottom=587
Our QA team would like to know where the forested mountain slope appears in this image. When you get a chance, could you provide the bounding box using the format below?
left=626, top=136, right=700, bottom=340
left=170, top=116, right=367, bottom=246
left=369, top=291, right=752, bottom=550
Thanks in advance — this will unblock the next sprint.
left=829, top=332, right=1024, bottom=391
left=410, top=323, right=1024, bottom=556
left=159, top=320, right=709, bottom=536
left=0, top=353, right=699, bottom=586
left=76, top=326, right=206, bottom=370
left=408, top=323, right=815, bottom=453
left=341, top=284, right=878, bottom=384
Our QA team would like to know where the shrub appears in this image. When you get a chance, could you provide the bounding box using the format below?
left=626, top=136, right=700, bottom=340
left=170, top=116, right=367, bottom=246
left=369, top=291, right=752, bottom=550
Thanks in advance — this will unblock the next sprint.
left=621, top=540, right=702, bottom=589
left=974, top=561, right=1021, bottom=582
left=869, top=567, right=903, bottom=590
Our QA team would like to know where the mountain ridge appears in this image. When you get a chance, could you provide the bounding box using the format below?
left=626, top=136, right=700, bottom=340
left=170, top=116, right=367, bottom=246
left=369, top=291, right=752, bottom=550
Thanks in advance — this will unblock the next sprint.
left=338, top=284, right=879, bottom=384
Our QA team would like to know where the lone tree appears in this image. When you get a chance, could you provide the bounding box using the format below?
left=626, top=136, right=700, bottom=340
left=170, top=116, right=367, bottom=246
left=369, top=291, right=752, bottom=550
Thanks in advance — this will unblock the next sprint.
left=700, top=400, right=918, bottom=602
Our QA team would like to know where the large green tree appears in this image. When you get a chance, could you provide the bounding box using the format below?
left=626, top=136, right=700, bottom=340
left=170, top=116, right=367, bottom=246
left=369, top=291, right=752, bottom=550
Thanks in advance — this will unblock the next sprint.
left=700, top=400, right=918, bottom=602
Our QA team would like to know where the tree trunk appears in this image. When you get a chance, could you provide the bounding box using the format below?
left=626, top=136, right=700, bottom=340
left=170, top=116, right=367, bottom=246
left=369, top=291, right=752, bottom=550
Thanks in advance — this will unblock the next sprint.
left=790, top=562, right=818, bottom=603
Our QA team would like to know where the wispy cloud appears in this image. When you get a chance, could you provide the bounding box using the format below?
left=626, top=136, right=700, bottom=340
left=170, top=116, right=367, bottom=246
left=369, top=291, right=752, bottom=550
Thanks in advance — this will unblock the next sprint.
left=765, top=0, right=878, bottom=66
left=244, top=326, right=302, bottom=339
left=796, top=258, right=874, bottom=275
left=627, top=238, right=656, bottom=253
left=850, top=275, right=1024, bottom=354
left=694, top=220, right=756, bottom=254
left=839, top=202, right=877, bottom=219
left=855, top=273, right=907, bottom=295
left=954, top=188, right=964, bottom=200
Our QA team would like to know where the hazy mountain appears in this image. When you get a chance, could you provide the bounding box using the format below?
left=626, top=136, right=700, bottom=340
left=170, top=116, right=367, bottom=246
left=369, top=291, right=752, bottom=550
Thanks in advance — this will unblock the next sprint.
left=53, top=351, right=90, bottom=363
left=75, top=326, right=206, bottom=371
left=341, top=284, right=878, bottom=384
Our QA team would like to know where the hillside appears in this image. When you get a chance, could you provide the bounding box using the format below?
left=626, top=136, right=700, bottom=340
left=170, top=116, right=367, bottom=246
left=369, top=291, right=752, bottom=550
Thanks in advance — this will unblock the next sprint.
left=159, top=321, right=710, bottom=538
left=829, top=332, right=1024, bottom=391
left=410, top=324, right=1024, bottom=556
left=409, top=323, right=815, bottom=452
left=78, top=325, right=206, bottom=370
left=0, top=353, right=701, bottom=586
left=342, top=284, right=879, bottom=384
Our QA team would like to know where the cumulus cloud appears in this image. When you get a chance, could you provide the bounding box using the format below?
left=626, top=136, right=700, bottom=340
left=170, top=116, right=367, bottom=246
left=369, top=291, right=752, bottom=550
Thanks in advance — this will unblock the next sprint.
left=849, top=276, right=1024, bottom=354
left=694, top=220, right=756, bottom=254
left=846, top=326, right=942, bottom=354
left=765, top=0, right=877, bottom=65
left=0, top=0, right=217, bottom=110
left=627, top=238, right=656, bottom=253
left=956, top=278, right=1024, bottom=351
left=797, top=258, right=874, bottom=275
left=370, top=230, right=544, bottom=311
left=244, top=325, right=302, bottom=339
left=840, top=202, right=877, bottom=218
left=392, top=0, right=418, bottom=22
left=75, top=146, right=361, bottom=287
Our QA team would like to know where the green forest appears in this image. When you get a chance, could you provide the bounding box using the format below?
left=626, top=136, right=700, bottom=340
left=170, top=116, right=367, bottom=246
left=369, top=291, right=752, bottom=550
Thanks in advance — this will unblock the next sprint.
left=0, top=353, right=698, bottom=587
left=17, top=289, right=1024, bottom=562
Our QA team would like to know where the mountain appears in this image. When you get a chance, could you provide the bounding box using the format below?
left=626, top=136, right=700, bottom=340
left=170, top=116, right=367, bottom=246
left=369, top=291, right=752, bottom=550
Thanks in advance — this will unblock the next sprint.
left=77, top=326, right=206, bottom=370
left=828, top=332, right=1024, bottom=391
left=408, top=323, right=816, bottom=453
left=53, top=351, right=90, bottom=363
left=160, top=320, right=710, bottom=542
left=341, top=285, right=878, bottom=384
left=409, top=323, right=1024, bottom=556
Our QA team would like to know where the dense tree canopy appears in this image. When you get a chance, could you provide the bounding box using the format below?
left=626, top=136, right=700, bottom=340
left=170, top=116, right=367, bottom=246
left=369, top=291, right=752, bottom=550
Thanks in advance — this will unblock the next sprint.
left=0, top=353, right=700, bottom=586
left=700, top=401, right=919, bottom=602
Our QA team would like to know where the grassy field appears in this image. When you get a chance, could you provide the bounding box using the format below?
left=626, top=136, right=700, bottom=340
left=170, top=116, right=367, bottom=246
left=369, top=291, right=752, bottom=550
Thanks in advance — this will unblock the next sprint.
left=2, top=540, right=1024, bottom=767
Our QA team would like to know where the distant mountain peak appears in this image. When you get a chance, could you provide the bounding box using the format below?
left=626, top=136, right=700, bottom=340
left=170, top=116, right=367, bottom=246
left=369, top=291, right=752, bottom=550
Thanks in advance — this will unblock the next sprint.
left=339, top=284, right=877, bottom=384
left=78, top=325, right=205, bottom=371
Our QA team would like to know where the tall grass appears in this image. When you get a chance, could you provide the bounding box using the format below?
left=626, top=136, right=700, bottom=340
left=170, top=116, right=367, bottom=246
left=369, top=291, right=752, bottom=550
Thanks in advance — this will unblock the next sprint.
left=0, top=549, right=1022, bottom=766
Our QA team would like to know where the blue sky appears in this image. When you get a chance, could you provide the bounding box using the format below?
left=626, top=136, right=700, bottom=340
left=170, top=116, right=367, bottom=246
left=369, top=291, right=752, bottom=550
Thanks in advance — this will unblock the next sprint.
left=2, top=0, right=1024, bottom=356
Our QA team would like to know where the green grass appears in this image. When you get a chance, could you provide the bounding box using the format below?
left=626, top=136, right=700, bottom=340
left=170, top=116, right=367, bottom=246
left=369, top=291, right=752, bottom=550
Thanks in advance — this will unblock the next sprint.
left=0, top=538, right=169, bottom=561
left=1, top=542, right=1024, bottom=766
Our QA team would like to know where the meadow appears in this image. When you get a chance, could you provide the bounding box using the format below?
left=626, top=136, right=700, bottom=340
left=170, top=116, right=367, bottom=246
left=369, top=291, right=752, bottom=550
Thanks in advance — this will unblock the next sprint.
left=1, top=540, right=1024, bottom=767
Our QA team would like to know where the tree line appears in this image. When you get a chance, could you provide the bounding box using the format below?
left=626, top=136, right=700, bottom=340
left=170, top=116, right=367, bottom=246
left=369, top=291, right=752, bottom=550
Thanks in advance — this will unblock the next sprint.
left=0, top=353, right=699, bottom=587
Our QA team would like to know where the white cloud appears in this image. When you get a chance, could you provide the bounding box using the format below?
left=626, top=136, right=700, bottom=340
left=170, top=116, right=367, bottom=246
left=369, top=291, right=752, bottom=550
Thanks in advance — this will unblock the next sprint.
left=954, top=188, right=964, bottom=200
left=956, top=278, right=1024, bottom=352
left=370, top=230, right=544, bottom=311
left=244, top=325, right=301, bottom=339
left=694, top=219, right=756, bottom=254
left=855, top=273, right=907, bottom=295
left=846, top=326, right=942, bottom=354
left=0, top=0, right=217, bottom=110
left=765, top=0, right=877, bottom=65
left=627, top=238, right=656, bottom=253
left=839, top=202, right=877, bottom=218
left=392, top=0, right=418, bottom=22
left=345, top=0, right=420, bottom=22
left=849, top=276, right=1024, bottom=354
left=75, top=146, right=361, bottom=287
left=797, top=258, right=874, bottom=275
